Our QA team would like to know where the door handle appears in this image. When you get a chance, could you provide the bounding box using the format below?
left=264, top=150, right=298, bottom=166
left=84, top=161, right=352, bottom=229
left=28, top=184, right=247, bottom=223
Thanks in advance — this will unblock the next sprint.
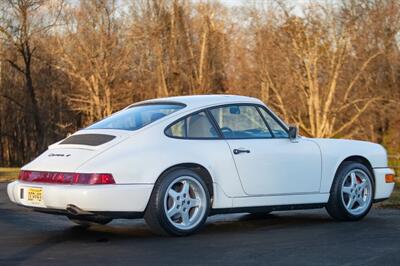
left=233, top=148, right=250, bottom=155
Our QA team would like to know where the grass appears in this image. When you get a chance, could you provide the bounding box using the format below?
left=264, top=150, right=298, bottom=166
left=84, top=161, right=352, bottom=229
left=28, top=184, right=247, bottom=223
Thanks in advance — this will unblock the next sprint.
left=378, top=182, right=400, bottom=209
left=0, top=168, right=19, bottom=182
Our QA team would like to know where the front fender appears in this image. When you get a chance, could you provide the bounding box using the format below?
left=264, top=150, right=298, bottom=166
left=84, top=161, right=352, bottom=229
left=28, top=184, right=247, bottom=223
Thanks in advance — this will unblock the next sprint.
left=311, top=138, right=388, bottom=193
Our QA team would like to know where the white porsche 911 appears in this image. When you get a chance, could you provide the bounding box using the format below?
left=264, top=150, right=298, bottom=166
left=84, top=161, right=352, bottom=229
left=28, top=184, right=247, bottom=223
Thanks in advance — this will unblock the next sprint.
left=7, top=95, right=395, bottom=235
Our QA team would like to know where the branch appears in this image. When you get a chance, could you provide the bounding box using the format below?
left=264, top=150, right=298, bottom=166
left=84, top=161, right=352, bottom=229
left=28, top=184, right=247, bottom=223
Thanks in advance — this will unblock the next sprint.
left=335, top=98, right=374, bottom=113
left=343, top=51, right=382, bottom=101
left=1, top=94, right=24, bottom=109
left=320, top=38, right=348, bottom=130
left=330, top=97, right=379, bottom=137
left=0, top=25, right=13, bottom=40
left=3, top=59, right=25, bottom=74
left=51, top=63, right=92, bottom=91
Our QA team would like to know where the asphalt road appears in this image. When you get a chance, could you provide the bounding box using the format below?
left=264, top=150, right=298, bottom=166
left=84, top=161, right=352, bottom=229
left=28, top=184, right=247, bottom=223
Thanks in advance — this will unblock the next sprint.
left=0, top=183, right=400, bottom=266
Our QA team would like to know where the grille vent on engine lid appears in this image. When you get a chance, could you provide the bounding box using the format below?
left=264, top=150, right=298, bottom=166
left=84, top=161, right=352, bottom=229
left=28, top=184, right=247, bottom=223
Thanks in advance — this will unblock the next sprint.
left=60, top=134, right=116, bottom=146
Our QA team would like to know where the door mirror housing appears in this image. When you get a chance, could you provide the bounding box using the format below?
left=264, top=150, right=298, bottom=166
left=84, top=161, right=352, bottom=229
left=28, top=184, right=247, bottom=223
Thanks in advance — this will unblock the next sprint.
left=288, top=125, right=298, bottom=140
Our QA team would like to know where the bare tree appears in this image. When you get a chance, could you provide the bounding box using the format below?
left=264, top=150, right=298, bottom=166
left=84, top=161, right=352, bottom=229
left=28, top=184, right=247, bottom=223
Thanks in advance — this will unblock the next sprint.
left=248, top=1, right=391, bottom=138
left=53, top=0, right=130, bottom=123
left=0, top=0, right=63, bottom=150
left=128, top=0, right=229, bottom=98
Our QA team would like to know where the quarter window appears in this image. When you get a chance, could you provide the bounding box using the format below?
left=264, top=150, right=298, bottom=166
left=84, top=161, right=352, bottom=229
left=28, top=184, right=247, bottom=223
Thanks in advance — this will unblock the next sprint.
left=166, top=119, right=186, bottom=138
left=258, top=107, right=288, bottom=138
left=166, top=112, right=219, bottom=139
left=209, top=105, right=272, bottom=139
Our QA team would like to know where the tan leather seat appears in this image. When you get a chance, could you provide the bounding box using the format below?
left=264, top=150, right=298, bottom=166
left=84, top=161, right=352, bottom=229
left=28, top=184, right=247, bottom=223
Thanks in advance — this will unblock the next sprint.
left=188, top=114, right=213, bottom=138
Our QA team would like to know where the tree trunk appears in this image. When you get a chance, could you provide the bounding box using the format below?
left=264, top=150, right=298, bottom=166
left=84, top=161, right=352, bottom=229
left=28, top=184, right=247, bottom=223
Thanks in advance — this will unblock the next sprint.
left=25, top=63, right=43, bottom=152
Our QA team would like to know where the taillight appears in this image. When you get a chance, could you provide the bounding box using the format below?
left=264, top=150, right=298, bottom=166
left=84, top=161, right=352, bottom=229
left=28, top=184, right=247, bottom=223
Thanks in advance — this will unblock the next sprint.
left=18, top=171, right=115, bottom=185
left=74, top=173, right=115, bottom=185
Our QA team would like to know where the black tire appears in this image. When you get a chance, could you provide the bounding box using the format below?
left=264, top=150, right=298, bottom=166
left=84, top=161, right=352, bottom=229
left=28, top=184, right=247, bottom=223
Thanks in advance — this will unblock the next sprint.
left=144, top=168, right=210, bottom=236
left=68, top=217, right=112, bottom=227
left=326, top=161, right=374, bottom=221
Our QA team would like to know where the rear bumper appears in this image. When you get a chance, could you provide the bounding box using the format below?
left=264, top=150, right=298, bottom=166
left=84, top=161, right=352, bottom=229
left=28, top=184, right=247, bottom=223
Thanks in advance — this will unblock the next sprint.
left=373, top=168, right=396, bottom=200
left=7, top=180, right=153, bottom=213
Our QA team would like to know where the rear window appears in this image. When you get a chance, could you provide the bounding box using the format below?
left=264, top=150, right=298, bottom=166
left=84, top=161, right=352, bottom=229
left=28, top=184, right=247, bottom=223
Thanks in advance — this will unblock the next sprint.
left=87, top=103, right=184, bottom=131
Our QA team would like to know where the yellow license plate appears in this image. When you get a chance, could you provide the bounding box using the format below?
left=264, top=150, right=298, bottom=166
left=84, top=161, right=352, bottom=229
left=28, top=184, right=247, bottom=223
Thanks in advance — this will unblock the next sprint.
left=27, top=188, right=43, bottom=204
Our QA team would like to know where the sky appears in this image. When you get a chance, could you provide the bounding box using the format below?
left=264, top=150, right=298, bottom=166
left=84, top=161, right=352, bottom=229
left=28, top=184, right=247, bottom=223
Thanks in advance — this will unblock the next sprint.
left=220, top=0, right=318, bottom=6
left=66, top=0, right=325, bottom=16
left=215, top=0, right=324, bottom=15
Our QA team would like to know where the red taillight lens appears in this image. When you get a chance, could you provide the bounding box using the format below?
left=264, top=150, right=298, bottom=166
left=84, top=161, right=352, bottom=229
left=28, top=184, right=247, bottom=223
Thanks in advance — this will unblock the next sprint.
left=75, top=173, right=115, bottom=185
left=18, top=171, right=115, bottom=185
left=18, top=171, right=31, bottom=181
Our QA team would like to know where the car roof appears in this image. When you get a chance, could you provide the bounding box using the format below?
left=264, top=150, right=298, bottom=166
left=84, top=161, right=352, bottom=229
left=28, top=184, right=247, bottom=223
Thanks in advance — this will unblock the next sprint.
left=134, top=94, right=264, bottom=110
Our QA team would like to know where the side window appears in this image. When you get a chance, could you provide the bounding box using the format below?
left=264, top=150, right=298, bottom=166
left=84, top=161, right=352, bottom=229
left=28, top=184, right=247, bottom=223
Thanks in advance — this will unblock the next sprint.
left=258, top=107, right=289, bottom=138
left=165, top=112, right=219, bottom=139
left=166, top=119, right=186, bottom=138
left=209, top=105, right=272, bottom=139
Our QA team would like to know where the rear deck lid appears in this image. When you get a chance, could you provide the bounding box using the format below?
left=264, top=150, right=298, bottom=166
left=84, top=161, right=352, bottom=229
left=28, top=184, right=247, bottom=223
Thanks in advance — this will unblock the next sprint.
left=22, top=129, right=131, bottom=172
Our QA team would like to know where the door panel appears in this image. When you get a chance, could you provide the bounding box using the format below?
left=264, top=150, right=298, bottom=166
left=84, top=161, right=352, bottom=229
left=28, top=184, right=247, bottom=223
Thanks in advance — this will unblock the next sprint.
left=227, top=138, right=321, bottom=195
left=208, top=104, right=322, bottom=197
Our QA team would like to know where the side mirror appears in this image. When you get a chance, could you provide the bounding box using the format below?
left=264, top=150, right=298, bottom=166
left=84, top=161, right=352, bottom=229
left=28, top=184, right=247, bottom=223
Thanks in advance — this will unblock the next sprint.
left=288, top=125, right=298, bottom=141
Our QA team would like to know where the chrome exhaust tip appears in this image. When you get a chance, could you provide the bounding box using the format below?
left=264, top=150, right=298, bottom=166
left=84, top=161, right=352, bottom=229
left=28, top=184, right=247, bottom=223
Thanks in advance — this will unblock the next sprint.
left=66, top=204, right=94, bottom=216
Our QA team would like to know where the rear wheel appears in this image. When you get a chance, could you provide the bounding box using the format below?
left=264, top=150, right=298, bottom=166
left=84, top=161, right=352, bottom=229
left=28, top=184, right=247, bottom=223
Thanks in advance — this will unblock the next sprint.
left=326, top=162, right=374, bottom=221
left=144, top=169, right=210, bottom=236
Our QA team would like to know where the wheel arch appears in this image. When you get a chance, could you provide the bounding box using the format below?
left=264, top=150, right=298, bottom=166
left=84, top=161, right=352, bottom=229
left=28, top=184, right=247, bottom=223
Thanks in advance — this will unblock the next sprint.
left=156, top=163, right=214, bottom=201
left=334, top=155, right=375, bottom=190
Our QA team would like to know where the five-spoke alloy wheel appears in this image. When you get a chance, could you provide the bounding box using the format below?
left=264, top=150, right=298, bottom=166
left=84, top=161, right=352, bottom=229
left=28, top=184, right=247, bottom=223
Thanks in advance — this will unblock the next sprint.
left=145, top=168, right=210, bottom=236
left=326, top=162, right=374, bottom=221
left=164, top=176, right=207, bottom=231
left=341, top=169, right=372, bottom=216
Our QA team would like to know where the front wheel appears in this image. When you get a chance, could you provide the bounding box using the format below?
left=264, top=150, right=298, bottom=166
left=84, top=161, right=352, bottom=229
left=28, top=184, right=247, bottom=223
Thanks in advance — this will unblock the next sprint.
left=326, top=162, right=374, bottom=221
left=144, top=169, right=210, bottom=236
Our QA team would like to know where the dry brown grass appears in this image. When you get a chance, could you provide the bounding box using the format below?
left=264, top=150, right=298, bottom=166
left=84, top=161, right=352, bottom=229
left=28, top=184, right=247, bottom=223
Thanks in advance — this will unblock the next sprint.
left=0, top=168, right=19, bottom=182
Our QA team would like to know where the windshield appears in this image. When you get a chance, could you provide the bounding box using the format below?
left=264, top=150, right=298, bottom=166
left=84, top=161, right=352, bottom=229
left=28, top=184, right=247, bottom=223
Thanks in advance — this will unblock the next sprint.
left=87, top=103, right=185, bottom=131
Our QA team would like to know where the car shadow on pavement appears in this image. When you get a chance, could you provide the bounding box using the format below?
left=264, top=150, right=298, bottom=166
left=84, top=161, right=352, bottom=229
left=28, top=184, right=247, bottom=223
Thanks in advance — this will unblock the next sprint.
left=202, top=211, right=333, bottom=234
